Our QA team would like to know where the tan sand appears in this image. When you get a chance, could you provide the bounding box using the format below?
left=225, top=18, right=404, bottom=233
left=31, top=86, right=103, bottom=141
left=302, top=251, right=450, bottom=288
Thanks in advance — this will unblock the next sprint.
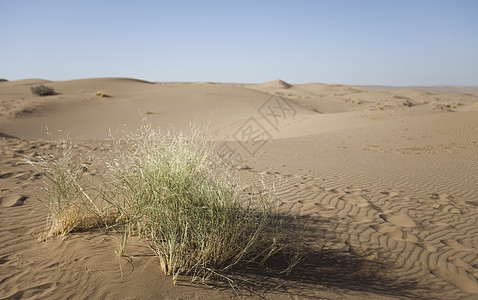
left=1, top=78, right=478, bottom=299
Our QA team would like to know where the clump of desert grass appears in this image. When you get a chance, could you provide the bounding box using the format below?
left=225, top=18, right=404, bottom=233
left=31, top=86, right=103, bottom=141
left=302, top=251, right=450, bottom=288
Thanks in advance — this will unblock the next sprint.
left=24, top=140, right=115, bottom=240
left=29, top=125, right=302, bottom=284
left=30, top=85, right=56, bottom=96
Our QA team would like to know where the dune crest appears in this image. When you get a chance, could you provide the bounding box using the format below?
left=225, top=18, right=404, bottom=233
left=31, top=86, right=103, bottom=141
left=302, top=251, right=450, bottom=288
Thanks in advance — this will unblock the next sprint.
left=257, top=79, right=292, bottom=89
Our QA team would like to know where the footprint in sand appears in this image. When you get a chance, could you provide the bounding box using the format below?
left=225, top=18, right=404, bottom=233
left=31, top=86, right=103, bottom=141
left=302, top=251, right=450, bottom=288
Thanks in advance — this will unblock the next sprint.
left=449, top=196, right=467, bottom=206
left=373, top=223, right=421, bottom=243
left=418, top=241, right=438, bottom=252
left=338, top=194, right=370, bottom=208
left=386, top=228, right=419, bottom=243
left=0, top=195, right=28, bottom=207
left=347, top=214, right=374, bottom=223
left=380, top=190, right=401, bottom=198
left=380, top=212, right=416, bottom=227
left=430, top=193, right=464, bottom=214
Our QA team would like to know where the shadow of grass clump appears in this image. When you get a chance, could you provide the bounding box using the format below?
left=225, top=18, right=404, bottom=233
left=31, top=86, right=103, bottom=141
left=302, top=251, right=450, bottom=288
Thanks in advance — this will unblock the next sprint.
left=205, top=215, right=438, bottom=299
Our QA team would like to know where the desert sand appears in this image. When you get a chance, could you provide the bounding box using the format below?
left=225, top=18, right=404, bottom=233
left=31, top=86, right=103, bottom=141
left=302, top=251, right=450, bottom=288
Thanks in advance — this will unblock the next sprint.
left=1, top=78, right=478, bottom=299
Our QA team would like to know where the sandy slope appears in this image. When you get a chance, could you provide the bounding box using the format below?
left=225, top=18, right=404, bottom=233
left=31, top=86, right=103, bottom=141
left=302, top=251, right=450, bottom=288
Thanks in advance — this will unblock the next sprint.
left=1, top=78, right=478, bottom=299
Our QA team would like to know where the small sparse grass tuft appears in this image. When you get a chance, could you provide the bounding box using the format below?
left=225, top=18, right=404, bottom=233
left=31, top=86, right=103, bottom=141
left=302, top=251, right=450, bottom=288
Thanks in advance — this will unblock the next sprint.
left=342, top=97, right=361, bottom=104
left=95, top=90, right=111, bottom=97
left=31, top=85, right=56, bottom=96
left=24, top=140, right=114, bottom=240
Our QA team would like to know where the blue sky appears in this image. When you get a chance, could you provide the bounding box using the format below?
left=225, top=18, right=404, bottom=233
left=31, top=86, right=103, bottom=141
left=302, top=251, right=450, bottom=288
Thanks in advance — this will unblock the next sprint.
left=1, top=0, right=477, bottom=85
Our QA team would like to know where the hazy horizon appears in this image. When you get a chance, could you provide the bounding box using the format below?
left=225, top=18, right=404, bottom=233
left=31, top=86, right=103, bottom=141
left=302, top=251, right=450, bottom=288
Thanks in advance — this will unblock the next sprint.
left=2, top=77, right=478, bottom=90
left=1, top=0, right=477, bottom=86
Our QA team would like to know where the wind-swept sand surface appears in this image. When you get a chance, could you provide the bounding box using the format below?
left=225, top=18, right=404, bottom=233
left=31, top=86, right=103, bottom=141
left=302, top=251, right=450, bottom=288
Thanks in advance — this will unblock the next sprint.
left=1, top=78, right=478, bottom=299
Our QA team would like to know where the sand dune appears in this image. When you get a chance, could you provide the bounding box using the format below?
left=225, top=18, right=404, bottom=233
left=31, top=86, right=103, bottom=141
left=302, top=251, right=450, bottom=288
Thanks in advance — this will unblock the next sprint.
left=1, top=78, right=309, bottom=139
left=255, top=79, right=292, bottom=89
left=1, top=78, right=478, bottom=299
left=362, top=84, right=478, bottom=95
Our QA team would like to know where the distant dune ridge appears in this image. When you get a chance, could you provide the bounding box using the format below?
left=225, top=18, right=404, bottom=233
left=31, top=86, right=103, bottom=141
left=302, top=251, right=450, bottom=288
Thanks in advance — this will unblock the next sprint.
left=362, top=84, right=478, bottom=96
left=257, top=79, right=292, bottom=89
left=1, top=77, right=478, bottom=299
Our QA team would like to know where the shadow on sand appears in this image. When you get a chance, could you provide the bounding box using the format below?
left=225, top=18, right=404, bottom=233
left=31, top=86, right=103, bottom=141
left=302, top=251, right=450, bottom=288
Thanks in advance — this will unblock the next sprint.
left=180, top=214, right=438, bottom=299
